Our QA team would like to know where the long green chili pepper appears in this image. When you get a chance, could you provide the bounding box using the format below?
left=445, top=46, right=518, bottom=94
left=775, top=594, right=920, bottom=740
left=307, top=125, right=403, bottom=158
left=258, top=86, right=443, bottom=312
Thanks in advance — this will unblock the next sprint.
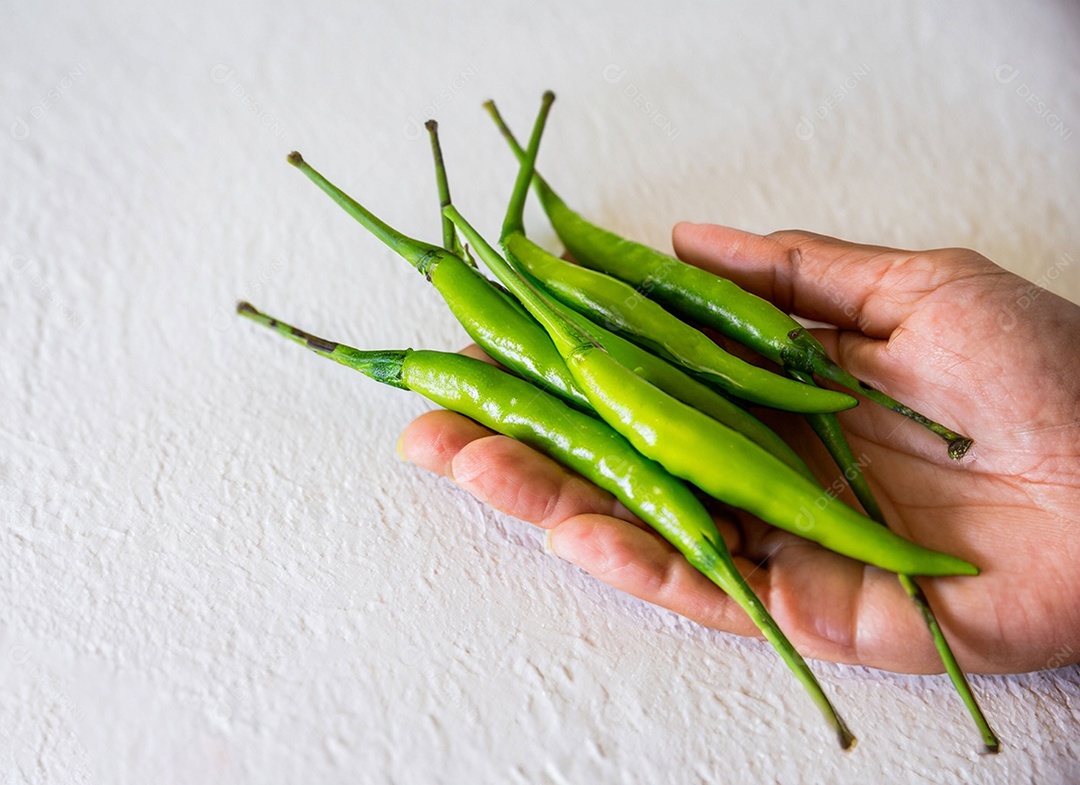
left=484, top=100, right=975, bottom=461
left=284, top=150, right=591, bottom=412
left=502, top=234, right=859, bottom=414
left=451, top=92, right=979, bottom=578
left=551, top=289, right=817, bottom=481
left=235, top=300, right=858, bottom=750
left=788, top=369, right=1000, bottom=753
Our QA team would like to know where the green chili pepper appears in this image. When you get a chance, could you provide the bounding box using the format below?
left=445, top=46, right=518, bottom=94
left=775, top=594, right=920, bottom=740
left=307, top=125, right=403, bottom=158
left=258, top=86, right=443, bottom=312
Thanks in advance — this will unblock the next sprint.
left=551, top=290, right=817, bottom=481
left=285, top=150, right=591, bottom=413
left=236, top=300, right=857, bottom=749
left=789, top=368, right=1000, bottom=753
left=503, top=232, right=859, bottom=413
left=484, top=100, right=975, bottom=461
left=494, top=146, right=856, bottom=414
left=492, top=102, right=856, bottom=415
left=447, top=92, right=979, bottom=580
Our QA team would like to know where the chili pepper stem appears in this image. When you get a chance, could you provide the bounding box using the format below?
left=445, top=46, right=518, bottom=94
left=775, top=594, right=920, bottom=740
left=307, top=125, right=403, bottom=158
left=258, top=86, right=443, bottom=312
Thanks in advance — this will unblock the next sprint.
left=484, top=98, right=566, bottom=217
left=700, top=556, right=857, bottom=750
left=287, top=141, right=592, bottom=411
left=442, top=94, right=593, bottom=359
left=788, top=368, right=998, bottom=752
left=287, top=151, right=449, bottom=277
left=787, top=331, right=974, bottom=460
left=500, top=91, right=555, bottom=240
left=236, top=301, right=409, bottom=389
left=424, top=120, right=473, bottom=265
left=901, top=575, right=1000, bottom=753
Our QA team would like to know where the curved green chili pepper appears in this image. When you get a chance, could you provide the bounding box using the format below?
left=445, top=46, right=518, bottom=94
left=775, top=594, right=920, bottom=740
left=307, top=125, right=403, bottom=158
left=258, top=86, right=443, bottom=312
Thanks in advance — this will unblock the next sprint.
left=237, top=301, right=856, bottom=749
left=484, top=100, right=975, bottom=460
left=789, top=368, right=999, bottom=753
left=285, top=150, right=591, bottom=412
left=554, top=294, right=817, bottom=481
left=446, top=93, right=978, bottom=579
left=504, top=233, right=858, bottom=413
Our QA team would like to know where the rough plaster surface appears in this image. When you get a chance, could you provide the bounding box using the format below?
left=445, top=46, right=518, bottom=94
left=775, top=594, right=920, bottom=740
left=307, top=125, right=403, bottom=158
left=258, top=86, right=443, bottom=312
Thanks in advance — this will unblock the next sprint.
left=2, top=0, right=1078, bottom=782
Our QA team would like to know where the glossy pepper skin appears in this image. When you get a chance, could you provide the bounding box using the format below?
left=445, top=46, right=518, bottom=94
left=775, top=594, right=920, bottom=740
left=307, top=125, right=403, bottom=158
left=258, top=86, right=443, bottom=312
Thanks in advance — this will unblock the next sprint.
left=563, top=344, right=978, bottom=577
left=504, top=231, right=858, bottom=414
left=237, top=302, right=856, bottom=749
left=554, top=296, right=817, bottom=481
left=488, top=96, right=817, bottom=476
left=484, top=102, right=975, bottom=460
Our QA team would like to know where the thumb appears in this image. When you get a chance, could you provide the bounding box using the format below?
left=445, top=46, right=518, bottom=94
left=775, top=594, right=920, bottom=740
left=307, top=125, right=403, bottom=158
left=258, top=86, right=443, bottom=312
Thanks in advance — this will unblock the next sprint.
left=672, top=222, right=927, bottom=338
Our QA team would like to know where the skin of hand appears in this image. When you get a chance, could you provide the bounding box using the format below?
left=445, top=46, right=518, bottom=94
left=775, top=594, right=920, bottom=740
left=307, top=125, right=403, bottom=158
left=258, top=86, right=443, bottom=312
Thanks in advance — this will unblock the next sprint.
left=398, top=222, right=1080, bottom=675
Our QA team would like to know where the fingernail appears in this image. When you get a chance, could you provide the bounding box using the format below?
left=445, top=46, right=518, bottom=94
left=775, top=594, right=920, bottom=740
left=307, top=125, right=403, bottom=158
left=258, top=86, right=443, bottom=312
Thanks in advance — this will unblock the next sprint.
left=395, top=434, right=410, bottom=462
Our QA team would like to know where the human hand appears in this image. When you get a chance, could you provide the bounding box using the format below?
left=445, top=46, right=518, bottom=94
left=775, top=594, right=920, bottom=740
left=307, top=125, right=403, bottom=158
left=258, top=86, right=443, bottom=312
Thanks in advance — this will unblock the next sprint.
left=398, top=223, right=1080, bottom=675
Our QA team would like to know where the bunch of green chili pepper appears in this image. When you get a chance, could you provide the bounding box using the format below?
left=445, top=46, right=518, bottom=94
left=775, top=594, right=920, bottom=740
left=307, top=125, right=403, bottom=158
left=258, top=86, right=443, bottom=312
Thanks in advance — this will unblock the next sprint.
left=238, top=91, right=990, bottom=751
left=483, top=102, right=975, bottom=460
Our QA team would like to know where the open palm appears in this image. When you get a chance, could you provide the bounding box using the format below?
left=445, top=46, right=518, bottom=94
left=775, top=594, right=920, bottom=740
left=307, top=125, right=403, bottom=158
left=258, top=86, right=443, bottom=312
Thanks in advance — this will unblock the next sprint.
left=399, top=223, right=1080, bottom=674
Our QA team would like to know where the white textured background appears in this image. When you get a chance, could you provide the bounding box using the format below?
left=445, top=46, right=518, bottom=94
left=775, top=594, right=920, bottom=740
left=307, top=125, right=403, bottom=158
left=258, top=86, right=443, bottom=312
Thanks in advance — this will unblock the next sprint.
left=2, top=0, right=1078, bottom=782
